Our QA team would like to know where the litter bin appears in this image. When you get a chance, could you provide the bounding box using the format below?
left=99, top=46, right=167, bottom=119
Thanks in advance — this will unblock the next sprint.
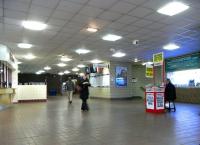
left=49, top=89, right=57, bottom=96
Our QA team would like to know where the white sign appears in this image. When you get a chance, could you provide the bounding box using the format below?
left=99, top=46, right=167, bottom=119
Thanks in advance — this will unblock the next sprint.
left=156, top=93, right=164, bottom=110
left=146, top=93, right=154, bottom=109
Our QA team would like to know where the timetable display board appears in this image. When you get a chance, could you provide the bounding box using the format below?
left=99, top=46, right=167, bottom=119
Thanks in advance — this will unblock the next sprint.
left=166, top=53, right=200, bottom=72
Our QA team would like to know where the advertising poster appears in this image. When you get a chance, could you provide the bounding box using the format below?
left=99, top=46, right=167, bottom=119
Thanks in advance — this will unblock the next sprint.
left=146, top=93, right=154, bottom=109
left=153, top=52, right=163, bottom=66
left=145, top=65, right=153, bottom=78
left=156, top=93, right=164, bottom=110
left=115, top=66, right=127, bottom=87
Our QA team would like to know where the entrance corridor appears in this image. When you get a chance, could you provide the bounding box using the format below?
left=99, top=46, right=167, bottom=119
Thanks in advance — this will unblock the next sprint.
left=0, top=97, right=200, bottom=145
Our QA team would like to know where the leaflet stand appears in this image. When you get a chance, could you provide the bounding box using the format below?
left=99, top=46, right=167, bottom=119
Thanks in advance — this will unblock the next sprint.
left=145, top=53, right=165, bottom=113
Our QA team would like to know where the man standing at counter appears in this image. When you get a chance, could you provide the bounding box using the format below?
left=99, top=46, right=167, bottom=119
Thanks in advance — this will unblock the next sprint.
left=165, top=78, right=176, bottom=111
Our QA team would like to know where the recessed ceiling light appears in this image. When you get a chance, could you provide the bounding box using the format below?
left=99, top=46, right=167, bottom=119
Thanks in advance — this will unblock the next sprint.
left=58, top=72, right=64, bottom=76
left=157, top=1, right=189, bottom=16
left=17, top=43, right=33, bottom=49
left=36, top=72, right=41, bottom=75
left=38, top=70, right=45, bottom=73
left=44, top=66, right=51, bottom=70
left=57, top=63, right=66, bottom=67
left=64, top=70, right=70, bottom=74
left=0, top=69, right=3, bottom=73
left=72, top=67, right=79, bottom=72
left=134, top=58, right=138, bottom=62
left=102, top=34, right=122, bottom=41
left=86, top=27, right=98, bottom=32
left=24, top=53, right=36, bottom=60
left=75, top=48, right=90, bottom=54
left=163, top=43, right=180, bottom=50
left=77, top=64, right=86, bottom=68
left=22, top=20, right=47, bottom=31
left=90, top=59, right=102, bottom=64
left=61, top=57, right=72, bottom=62
left=112, top=52, right=126, bottom=58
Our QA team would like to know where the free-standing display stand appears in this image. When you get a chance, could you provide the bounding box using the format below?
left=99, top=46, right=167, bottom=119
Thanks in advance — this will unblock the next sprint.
left=145, top=52, right=165, bottom=113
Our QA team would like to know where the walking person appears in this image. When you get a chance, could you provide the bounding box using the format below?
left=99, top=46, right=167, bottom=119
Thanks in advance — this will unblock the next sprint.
left=164, top=78, right=176, bottom=112
left=77, top=74, right=91, bottom=111
left=65, top=77, right=75, bottom=104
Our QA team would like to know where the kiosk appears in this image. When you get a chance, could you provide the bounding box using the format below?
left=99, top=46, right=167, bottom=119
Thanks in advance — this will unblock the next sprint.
left=145, top=52, right=165, bottom=113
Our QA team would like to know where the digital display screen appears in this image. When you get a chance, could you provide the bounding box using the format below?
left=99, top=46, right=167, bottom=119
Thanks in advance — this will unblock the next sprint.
left=115, top=66, right=127, bottom=87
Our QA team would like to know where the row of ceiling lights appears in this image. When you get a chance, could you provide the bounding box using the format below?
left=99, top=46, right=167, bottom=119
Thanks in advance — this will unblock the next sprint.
left=19, top=1, right=189, bottom=74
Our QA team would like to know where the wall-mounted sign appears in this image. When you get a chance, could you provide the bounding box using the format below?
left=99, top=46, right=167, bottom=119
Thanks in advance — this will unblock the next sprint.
left=153, top=52, right=164, bottom=66
left=115, top=66, right=127, bottom=87
left=145, top=65, right=153, bottom=78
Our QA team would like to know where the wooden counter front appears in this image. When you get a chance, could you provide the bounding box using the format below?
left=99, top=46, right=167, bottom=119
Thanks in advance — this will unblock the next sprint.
left=176, top=88, right=200, bottom=103
left=0, top=88, right=15, bottom=104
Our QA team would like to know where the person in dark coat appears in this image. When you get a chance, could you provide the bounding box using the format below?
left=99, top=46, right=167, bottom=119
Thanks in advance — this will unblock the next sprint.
left=165, top=78, right=176, bottom=111
left=78, top=75, right=91, bottom=111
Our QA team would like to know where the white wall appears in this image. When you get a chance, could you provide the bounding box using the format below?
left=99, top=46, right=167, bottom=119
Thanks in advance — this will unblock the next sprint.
left=110, top=61, right=133, bottom=98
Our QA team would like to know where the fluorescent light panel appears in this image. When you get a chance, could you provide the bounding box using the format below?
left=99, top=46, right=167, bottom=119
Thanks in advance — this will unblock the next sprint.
left=57, top=63, right=66, bottom=67
left=72, top=68, right=79, bottom=72
left=64, top=70, right=70, bottom=74
left=22, top=20, right=47, bottom=31
left=87, top=27, right=98, bottom=32
left=58, top=72, right=64, bottom=75
left=102, top=34, right=122, bottom=41
left=75, top=48, right=90, bottom=54
left=44, top=66, right=51, bottom=70
left=90, top=59, right=102, bottom=64
left=163, top=43, right=180, bottom=50
left=24, top=53, right=36, bottom=60
left=157, top=1, right=189, bottom=16
left=17, top=43, right=33, bottom=49
left=112, top=52, right=126, bottom=58
left=77, top=64, right=85, bottom=68
left=61, top=57, right=72, bottom=62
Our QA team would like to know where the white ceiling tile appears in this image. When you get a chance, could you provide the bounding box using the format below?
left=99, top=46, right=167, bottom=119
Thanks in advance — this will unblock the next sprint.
left=123, top=0, right=149, bottom=5
left=28, top=14, right=49, bottom=22
left=142, top=0, right=171, bottom=10
left=79, top=5, right=103, bottom=17
left=57, top=0, right=83, bottom=13
left=30, top=4, right=54, bottom=17
left=4, top=18, right=22, bottom=26
left=48, top=18, right=67, bottom=27
left=89, top=18, right=110, bottom=29
left=122, top=25, right=139, bottom=32
left=4, top=9, right=27, bottom=19
left=0, top=8, right=3, bottom=17
left=107, top=22, right=126, bottom=30
left=146, top=22, right=166, bottom=30
left=32, top=0, right=60, bottom=9
left=98, top=11, right=122, bottom=21
left=4, top=0, right=29, bottom=12
left=88, top=0, right=119, bottom=9
left=115, top=15, right=139, bottom=25
left=144, top=12, right=167, bottom=22
left=70, top=14, right=92, bottom=25
left=110, top=1, right=136, bottom=14
left=128, top=7, right=154, bottom=17
left=133, top=19, right=153, bottom=27
left=51, top=10, right=74, bottom=20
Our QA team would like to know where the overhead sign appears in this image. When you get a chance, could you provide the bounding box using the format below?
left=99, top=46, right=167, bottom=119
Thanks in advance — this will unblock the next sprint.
left=145, top=64, right=153, bottom=78
left=153, top=52, right=164, bottom=66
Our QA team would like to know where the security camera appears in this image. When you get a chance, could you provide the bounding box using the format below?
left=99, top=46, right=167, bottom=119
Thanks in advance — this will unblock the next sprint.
left=132, top=40, right=139, bottom=45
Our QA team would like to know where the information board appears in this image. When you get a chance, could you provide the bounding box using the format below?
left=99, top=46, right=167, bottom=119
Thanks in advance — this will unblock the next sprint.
left=146, top=93, right=154, bottom=109
left=156, top=93, right=164, bottom=110
left=153, top=52, right=163, bottom=66
left=166, top=53, right=200, bottom=72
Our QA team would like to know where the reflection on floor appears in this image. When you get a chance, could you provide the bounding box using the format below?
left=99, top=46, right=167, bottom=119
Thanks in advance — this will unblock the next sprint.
left=0, top=96, right=200, bottom=145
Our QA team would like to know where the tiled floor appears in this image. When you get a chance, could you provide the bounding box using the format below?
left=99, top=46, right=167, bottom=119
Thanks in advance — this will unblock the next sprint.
left=0, top=96, right=200, bottom=145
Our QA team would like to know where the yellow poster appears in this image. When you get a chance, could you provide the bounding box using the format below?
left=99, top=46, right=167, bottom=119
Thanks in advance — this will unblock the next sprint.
left=146, top=65, right=153, bottom=78
left=153, top=52, right=164, bottom=66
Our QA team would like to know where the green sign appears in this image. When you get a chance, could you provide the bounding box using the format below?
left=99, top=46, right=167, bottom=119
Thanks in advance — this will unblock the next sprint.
left=166, top=53, right=200, bottom=72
